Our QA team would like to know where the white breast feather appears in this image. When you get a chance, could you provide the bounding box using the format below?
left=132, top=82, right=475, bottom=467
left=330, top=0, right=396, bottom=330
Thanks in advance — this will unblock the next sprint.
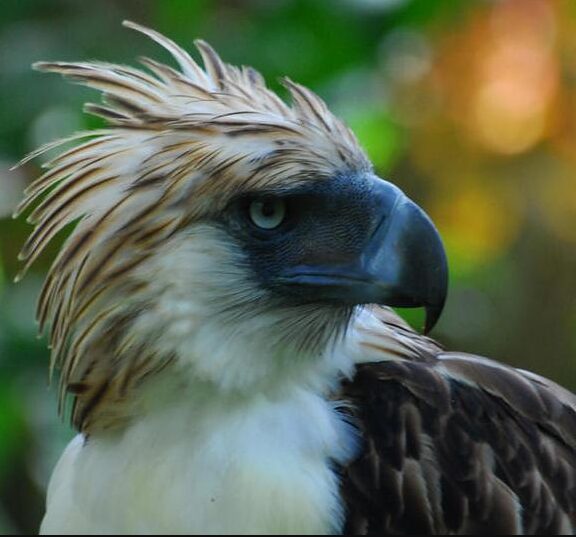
left=41, top=380, right=358, bottom=535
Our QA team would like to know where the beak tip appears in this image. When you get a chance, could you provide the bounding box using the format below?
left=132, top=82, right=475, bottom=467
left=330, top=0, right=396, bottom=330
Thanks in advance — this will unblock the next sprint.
left=423, top=302, right=445, bottom=335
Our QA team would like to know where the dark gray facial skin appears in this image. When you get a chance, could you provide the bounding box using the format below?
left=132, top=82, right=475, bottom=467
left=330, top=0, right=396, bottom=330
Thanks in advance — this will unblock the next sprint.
left=223, top=173, right=448, bottom=333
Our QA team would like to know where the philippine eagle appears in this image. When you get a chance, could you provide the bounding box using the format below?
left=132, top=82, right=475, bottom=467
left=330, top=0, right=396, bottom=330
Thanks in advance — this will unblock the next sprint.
left=15, top=21, right=576, bottom=535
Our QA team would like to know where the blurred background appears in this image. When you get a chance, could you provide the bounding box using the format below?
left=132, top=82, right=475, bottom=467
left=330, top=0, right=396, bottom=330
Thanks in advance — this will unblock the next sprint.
left=1, top=0, right=576, bottom=532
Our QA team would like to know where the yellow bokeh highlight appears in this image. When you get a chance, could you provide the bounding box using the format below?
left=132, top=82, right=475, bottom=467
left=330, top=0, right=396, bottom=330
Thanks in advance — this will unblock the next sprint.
left=537, top=170, right=576, bottom=244
left=467, top=0, right=558, bottom=155
left=430, top=180, right=523, bottom=272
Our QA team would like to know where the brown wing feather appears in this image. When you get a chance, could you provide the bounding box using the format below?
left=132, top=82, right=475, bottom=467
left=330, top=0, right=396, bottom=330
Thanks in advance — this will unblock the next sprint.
left=337, top=308, right=576, bottom=535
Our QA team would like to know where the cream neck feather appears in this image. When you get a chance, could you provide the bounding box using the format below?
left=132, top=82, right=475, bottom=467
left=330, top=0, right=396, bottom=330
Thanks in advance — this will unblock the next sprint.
left=40, top=310, right=368, bottom=535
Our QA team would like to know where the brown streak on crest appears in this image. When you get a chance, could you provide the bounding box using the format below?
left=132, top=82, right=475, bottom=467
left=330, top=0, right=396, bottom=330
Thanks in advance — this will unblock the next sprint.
left=27, top=166, right=109, bottom=224
left=18, top=21, right=369, bottom=433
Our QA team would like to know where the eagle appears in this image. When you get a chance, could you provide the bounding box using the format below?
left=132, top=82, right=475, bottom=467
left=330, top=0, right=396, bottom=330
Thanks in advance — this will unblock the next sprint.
left=15, top=21, right=576, bottom=535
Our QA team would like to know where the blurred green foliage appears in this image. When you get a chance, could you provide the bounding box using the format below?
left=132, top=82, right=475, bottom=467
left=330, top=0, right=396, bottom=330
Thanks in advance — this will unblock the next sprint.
left=1, top=0, right=576, bottom=533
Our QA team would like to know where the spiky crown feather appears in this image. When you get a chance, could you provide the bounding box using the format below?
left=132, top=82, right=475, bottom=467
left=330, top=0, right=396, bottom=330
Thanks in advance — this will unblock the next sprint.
left=15, top=21, right=370, bottom=431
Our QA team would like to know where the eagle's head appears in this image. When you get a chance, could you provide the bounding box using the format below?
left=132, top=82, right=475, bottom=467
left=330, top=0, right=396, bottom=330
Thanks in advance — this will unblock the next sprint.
left=16, top=22, right=447, bottom=431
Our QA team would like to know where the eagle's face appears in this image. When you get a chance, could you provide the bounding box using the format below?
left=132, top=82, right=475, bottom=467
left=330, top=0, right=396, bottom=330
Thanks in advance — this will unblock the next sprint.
left=133, top=168, right=446, bottom=392
left=18, top=23, right=447, bottom=427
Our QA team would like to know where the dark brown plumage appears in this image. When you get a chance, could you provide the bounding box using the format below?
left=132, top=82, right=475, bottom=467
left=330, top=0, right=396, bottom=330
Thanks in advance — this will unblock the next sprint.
left=339, top=308, right=576, bottom=534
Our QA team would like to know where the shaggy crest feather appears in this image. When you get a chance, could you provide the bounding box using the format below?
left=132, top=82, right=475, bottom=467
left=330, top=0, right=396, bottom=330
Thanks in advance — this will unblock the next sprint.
left=15, top=21, right=370, bottom=431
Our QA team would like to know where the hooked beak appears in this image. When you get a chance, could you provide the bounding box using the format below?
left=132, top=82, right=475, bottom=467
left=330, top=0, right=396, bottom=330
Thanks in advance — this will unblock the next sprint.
left=278, top=179, right=448, bottom=333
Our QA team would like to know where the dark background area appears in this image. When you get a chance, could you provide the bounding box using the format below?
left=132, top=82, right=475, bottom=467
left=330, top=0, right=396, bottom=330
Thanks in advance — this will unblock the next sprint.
left=1, top=0, right=576, bottom=533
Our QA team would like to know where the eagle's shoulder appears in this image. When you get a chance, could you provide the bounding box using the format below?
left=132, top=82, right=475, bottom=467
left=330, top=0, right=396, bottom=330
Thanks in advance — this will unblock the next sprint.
left=335, top=307, right=576, bottom=534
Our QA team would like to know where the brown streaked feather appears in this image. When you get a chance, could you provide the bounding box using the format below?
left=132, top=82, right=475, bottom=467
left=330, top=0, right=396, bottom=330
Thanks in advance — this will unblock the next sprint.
left=338, top=306, right=576, bottom=535
left=123, top=21, right=212, bottom=87
left=16, top=22, right=369, bottom=433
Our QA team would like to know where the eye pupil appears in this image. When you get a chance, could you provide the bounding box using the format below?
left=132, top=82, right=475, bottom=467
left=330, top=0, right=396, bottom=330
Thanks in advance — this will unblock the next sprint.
left=248, top=199, right=286, bottom=230
left=261, top=202, right=275, bottom=217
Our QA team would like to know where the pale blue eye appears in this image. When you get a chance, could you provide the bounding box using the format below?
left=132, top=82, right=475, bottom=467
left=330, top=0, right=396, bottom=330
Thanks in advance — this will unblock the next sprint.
left=249, top=199, right=286, bottom=229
